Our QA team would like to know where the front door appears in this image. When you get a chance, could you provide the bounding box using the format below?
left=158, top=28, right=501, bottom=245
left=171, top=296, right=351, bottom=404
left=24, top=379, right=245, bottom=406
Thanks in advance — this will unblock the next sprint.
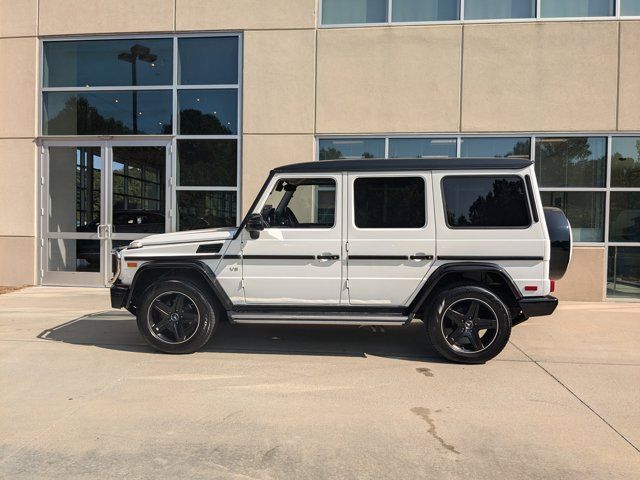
left=346, top=172, right=436, bottom=306
left=241, top=174, right=343, bottom=304
left=42, top=141, right=170, bottom=286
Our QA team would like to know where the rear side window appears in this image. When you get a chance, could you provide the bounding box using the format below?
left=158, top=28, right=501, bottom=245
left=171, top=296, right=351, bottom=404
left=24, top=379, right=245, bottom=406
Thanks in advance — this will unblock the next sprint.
left=354, top=177, right=425, bottom=228
left=442, top=176, right=530, bottom=228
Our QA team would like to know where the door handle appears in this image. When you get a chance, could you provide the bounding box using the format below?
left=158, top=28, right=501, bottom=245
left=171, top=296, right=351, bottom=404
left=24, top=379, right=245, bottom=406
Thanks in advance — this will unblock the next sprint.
left=409, top=254, right=433, bottom=261
left=317, top=254, right=339, bottom=261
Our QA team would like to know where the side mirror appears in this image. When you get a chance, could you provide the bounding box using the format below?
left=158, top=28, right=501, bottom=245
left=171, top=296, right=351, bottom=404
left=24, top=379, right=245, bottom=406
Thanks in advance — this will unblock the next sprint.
left=246, top=213, right=265, bottom=239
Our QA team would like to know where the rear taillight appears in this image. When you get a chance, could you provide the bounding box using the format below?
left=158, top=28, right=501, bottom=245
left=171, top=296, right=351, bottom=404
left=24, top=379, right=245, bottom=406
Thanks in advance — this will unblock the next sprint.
left=550, top=280, right=555, bottom=293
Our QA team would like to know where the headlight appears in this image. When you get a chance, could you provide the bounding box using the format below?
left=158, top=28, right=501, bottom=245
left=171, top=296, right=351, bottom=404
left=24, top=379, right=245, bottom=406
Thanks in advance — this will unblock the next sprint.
left=128, top=240, right=143, bottom=249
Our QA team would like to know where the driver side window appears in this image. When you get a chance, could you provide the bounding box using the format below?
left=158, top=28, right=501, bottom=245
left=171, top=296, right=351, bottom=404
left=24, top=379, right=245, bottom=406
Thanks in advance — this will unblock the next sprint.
left=261, top=177, right=336, bottom=229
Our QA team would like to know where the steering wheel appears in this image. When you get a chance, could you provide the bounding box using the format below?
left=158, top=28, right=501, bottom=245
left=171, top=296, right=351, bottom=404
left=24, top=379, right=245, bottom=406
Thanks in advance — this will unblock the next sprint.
left=283, top=207, right=299, bottom=227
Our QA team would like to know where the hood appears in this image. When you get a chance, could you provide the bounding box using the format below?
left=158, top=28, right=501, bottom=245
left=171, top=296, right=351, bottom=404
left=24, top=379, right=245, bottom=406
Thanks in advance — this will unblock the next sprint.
left=128, top=227, right=237, bottom=248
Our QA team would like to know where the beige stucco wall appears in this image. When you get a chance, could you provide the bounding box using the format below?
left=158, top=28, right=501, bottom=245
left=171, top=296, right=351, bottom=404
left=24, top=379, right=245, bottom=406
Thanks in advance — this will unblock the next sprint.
left=555, top=247, right=606, bottom=302
left=618, top=21, right=640, bottom=131
left=316, top=26, right=462, bottom=134
left=176, top=0, right=316, bottom=31
left=0, top=0, right=38, bottom=37
left=0, top=139, right=37, bottom=237
left=0, top=37, right=37, bottom=138
left=0, top=237, right=36, bottom=286
left=461, top=22, right=619, bottom=133
left=243, top=29, right=316, bottom=134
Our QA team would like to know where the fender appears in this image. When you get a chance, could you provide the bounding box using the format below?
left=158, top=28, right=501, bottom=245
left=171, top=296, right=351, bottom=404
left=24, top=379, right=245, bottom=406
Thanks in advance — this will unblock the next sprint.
left=406, top=262, right=521, bottom=316
left=125, top=260, right=233, bottom=311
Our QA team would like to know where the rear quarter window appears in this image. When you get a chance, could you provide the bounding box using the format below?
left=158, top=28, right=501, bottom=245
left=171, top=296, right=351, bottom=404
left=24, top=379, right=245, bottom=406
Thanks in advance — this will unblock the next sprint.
left=442, top=176, right=531, bottom=228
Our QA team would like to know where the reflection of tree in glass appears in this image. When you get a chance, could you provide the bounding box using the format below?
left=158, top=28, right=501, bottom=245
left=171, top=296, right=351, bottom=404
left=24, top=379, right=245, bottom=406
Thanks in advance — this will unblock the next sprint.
left=611, top=139, right=640, bottom=187
left=179, top=109, right=232, bottom=135
left=178, top=140, right=236, bottom=186
left=504, top=140, right=530, bottom=158
left=319, top=148, right=375, bottom=160
left=449, top=179, right=527, bottom=226
left=47, top=96, right=172, bottom=135
left=536, top=138, right=605, bottom=187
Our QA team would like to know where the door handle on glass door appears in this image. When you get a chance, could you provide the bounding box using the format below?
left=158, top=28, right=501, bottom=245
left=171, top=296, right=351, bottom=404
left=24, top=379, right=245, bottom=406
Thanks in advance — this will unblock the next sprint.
left=317, top=254, right=339, bottom=261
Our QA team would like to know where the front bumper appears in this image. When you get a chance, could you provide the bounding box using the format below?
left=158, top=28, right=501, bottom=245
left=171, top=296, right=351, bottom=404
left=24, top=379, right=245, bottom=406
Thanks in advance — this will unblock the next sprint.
left=518, top=296, right=558, bottom=318
left=110, top=283, right=129, bottom=309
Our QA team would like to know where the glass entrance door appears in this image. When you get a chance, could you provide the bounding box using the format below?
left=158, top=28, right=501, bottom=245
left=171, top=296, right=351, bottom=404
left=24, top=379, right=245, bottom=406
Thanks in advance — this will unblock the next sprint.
left=42, top=141, right=170, bottom=286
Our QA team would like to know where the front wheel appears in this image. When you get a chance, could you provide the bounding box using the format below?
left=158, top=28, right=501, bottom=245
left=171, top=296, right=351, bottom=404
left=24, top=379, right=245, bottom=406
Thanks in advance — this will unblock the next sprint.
left=137, top=279, right=217, bottom=354
left=424, top=285, right=512, bottom=364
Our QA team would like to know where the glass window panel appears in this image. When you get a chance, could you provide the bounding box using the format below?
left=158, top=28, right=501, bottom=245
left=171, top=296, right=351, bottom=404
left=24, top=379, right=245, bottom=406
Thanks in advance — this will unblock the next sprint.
left=48, top=146, right=102, bottom=233
left=322, top=0, right=388, bottom=24
left=354, top=177, right=426, bottom=228
left=611, top=137, right=640, bottom=188
left=461, top=137, right=531, bottom=158
left=540, top=191, right=605, bottom=242
left=392, top=0, right=460, bottom=21
left=262, top=178, right=336, bottom=228
left=535, top=137, right=606, bottom=188
left=609, top=192, right=640, bottom=243
left=607, top=247, right=640, bottom=299
left=464, top=0, right=535, bottom=19
left=48, top=239, right=100, bottom=272
left=540, top=0, right=613, bottom=17
left=43, top=91, right=172, bottom=135
left=178, top=89, right=237, bottom=135
left=43, top=39, right=173, bottom=87
left=177, top=191, right=237, bottom=231
left=388, top=138, right=457, bottom=158
left=319, top=138, right=385, bottom=160
left=178, top=37, right=238, bottom=85
left=177, top=140, right=237, bottom=187
left=621, top=0, right=640, bottom=15
left=443, top=176, right=530, bottom=228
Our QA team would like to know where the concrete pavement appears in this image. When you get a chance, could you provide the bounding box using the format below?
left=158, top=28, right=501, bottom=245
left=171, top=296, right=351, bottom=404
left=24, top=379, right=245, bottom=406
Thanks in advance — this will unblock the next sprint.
left=1, top=287, right=639, bottom=479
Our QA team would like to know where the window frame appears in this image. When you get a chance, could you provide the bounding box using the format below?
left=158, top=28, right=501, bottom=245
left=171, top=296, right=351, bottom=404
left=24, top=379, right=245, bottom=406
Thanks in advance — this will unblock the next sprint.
left=318, top=0, right=626, bottom=27
left=441, top=174, right=533, bottom=230
left=351, top=174, right=428, bottom=231
left=40, top=32, right=244, bottom=231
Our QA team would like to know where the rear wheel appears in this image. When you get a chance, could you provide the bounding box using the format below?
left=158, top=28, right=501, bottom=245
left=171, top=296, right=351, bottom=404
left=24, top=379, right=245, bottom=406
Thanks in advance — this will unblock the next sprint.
left=137, top=279, right=217, bottom=354
left=424, top=285, right=511, bottom=364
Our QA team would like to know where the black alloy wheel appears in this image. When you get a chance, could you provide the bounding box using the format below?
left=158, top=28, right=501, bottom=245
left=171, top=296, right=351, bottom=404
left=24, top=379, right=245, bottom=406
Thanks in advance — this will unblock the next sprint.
left=148, top=291, right=201, bottom=344
left=440, top=298, right=499, bottom=354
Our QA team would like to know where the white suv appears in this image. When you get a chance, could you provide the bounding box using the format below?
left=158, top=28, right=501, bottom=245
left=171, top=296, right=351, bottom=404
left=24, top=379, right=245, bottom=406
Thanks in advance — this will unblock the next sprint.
left=110, top=157, right=571, bottom=363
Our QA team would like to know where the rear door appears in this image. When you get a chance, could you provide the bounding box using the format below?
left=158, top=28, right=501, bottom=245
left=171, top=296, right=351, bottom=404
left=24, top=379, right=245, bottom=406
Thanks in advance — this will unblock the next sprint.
left=345, top=172, right=436, bottom=306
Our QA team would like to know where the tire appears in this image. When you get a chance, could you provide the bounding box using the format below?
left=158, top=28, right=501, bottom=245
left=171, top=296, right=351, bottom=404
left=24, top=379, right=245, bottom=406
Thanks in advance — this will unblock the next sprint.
left=136, top=279, right=218, bottom=354
left=424, top=285, right=512, bottom=364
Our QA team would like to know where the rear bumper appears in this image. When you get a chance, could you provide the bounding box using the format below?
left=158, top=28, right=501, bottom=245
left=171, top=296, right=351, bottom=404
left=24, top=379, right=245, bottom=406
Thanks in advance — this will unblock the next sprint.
left=518, top=296, right=558, bottom=318
left=110, top=283, right=129, bottom=309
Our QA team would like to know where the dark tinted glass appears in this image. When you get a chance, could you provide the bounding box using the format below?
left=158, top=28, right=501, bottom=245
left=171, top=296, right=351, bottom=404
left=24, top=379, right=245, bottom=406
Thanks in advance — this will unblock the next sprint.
left=621, top=0, right=640, bottom=15
left=392, top=0, right=460, bottom=21
left=465, top=0, right=535, bottom=19
left=540, top=191, right=604, bottom=242
left=607, top=247, right=640, bottom=299
left=322, top=0, right=388, bottom=24
left=48, top=239, right=100, bottom=272
left=43, top=39, right=173, bottom=87
left=535, top=137, right=606, bottom=188
left=179, top=37, right=238, bottom=85
left=319, top=138, right=385, bottom=160
left=461, top=137, right=531, bottom=158
left=443, top=176, right=530, bottom=228
left=43, top=91, right=172, bottom=135
left=541, top=0, right=613, bottom=17
left=354, top=177, right=425, bottom=228
left=178, top=89, right=237, bottom=135
left=609, top=192, right=640, bottom=242
left=389, top=138, right=456, bottom=158
left=177, top=140, right=237, bottom=187
left=611, top=137, right=640, bottom=187
left=177, top=191, right=237, bottom=230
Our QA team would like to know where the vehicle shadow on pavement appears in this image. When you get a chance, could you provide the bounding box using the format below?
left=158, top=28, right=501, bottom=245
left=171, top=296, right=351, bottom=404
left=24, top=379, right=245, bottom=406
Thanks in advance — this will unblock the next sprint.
left=37, top=310, right=444, bottom=361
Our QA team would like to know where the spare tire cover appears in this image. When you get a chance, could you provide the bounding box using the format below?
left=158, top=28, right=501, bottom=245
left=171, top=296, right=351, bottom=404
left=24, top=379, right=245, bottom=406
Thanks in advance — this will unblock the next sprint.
left=544, top=207, right=572, bottom=280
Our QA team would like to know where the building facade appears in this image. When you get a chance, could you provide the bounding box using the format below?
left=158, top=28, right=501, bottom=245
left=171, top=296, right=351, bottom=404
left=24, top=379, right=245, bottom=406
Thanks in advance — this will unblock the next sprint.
left=0, top=0, right=639, bottom=301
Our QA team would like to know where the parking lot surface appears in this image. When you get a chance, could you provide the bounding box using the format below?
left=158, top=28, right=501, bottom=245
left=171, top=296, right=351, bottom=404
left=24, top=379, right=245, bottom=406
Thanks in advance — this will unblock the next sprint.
left=1, top=287, right=639, bottom=479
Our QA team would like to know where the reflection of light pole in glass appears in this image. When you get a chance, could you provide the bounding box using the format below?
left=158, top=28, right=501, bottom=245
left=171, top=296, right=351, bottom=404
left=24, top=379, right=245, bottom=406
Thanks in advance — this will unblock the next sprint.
left=118, top=45, right=157, bottom=133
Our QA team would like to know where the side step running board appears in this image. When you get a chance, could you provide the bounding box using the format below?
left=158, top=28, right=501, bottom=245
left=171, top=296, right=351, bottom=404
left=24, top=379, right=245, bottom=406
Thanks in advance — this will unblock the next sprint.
left=229, top=312, right=410, bottom=326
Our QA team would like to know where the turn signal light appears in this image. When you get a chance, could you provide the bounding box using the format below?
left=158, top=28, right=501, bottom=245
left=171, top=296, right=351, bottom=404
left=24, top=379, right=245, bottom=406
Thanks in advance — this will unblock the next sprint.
left=127, top=262, right=138, bottom=268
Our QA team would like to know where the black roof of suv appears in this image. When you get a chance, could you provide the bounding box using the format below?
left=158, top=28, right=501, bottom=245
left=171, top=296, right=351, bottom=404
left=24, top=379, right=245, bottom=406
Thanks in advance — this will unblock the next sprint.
left=273, top=157, right=534, bottom=174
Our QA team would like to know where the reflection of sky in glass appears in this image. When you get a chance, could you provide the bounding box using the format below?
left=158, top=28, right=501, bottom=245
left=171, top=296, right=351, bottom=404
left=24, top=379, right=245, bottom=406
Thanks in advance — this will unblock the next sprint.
left=44, top=39, right=173, bottom=87
left=541, top=0, right=613, bottom=17
left=621, top=0, right=640, bottom=15
left=464, top=0, right=535, bottom=20
left=461, top=137, right=531, bottom=158
left=389, top=138, right=456, bottom=158
left=178, top=90, right=237, bottom=134
left=319, top=138, right=385, bottom=159
left=179, top=37, right=238, bottom=85
left=43, top=91, right=172, bottom=135
left=392, top=0, right=459, bottom=21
